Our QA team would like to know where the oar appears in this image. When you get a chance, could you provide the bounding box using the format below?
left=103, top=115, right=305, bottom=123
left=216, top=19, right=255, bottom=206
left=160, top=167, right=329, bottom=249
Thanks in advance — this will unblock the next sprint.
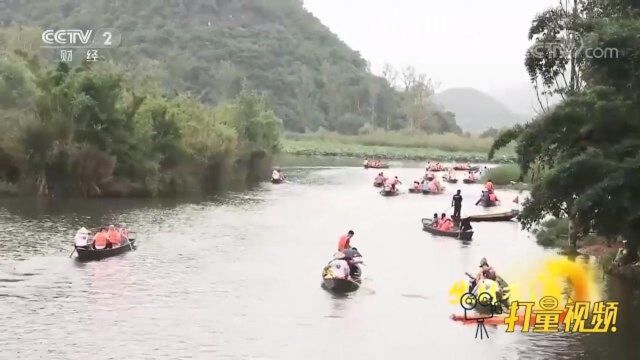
left=69, top=247, right=76, bottom=258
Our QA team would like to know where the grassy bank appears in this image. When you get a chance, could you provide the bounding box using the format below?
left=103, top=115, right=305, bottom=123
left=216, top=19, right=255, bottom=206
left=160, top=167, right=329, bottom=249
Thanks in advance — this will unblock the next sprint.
left=282, top=132, right=516, bottom=163
left=480, top=164, right=531, bottom=190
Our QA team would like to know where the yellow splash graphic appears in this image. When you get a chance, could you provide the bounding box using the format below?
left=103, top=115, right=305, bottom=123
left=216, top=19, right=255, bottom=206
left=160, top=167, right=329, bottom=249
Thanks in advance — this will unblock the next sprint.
left=449, top=257, right=602, bottom=308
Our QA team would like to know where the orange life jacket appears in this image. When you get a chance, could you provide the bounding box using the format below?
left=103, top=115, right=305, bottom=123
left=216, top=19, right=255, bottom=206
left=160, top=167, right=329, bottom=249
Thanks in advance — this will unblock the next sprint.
left=107, top=229, right=121, bottom=246
left=338, top=235, right=350, bottom=251
left=486, top=182, right=495, bottom=192
left=94, top=232, right=108, bottom=248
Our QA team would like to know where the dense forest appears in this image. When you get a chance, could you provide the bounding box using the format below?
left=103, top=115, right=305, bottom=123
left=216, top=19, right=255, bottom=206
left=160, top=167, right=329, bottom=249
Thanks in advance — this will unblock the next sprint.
left=490, top=0, right=640, bottom=267
left=1, top=0, right=461, bottom=135
left=0, top=30, right=281, bottom=197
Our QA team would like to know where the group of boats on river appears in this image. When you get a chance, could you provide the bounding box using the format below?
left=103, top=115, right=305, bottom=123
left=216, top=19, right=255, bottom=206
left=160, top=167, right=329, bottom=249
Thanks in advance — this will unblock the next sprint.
left=318, top=160, right=520, bottom=297
left=67, top=160, right=516, bottom=311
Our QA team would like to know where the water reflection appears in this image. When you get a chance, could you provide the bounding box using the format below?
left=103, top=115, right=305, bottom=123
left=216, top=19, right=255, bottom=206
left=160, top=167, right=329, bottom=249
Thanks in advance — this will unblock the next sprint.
left=0, top=163, right=638, bottom=359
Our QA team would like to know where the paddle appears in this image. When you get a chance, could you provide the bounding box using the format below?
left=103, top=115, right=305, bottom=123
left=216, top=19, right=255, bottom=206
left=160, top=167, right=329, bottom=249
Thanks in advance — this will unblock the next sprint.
left=69, top=247, right=76, bottom=258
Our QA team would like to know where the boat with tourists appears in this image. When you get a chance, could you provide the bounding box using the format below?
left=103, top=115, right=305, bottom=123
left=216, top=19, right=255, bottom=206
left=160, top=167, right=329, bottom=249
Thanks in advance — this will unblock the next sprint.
left=421, top=218, right=473, bottom=240
left=72, top=225, right=136, bottom=261
left=321, top=249, right=363, bottom=294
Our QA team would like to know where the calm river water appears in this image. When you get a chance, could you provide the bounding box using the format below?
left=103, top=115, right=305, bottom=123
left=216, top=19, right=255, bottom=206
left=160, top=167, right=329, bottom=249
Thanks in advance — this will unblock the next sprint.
left=1, top=159, right=638, bottom=359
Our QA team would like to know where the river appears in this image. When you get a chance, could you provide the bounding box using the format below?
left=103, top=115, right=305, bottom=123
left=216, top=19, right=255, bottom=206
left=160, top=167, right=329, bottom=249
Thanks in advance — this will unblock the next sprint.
left=0, top=159, right=638, bottom=359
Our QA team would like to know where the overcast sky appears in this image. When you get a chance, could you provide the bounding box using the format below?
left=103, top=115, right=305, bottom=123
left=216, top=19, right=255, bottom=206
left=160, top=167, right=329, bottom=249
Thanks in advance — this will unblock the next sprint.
left=303, top=0, right=557, bottom=93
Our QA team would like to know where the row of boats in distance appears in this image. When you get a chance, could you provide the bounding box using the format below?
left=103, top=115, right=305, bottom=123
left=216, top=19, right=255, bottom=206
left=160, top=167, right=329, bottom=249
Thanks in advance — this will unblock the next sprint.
left=367, top=160, right=518, bottom=241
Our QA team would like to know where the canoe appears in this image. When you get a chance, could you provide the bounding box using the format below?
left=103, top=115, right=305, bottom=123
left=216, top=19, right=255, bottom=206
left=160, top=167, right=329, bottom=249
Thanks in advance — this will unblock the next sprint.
left=380, top=189, right=399, bottom=196
left=408, top=188, right=422, bottom=193
left=422, top=188, right=445, bottom=195
left=463, top=178, right=477, bottom=184
left=271, top=178, right=284, bottom=184
left=453, top=166, right=480, bottom=171
left=421, top=219, right=473, bottom=240
left=322, top=277, right=361, bottom=293
left=444, top=178, right=458, bottom=184
left=373, top=182, right=384, bottom=188
left=364, top=164, right=389, bottom=169
left=76, top=238, right=136, bottom=261
left=466, top=210, right=519, bottom=222
left=424, top=175, right=435, bottom=181
left=477, top=199, right=498, bottom=207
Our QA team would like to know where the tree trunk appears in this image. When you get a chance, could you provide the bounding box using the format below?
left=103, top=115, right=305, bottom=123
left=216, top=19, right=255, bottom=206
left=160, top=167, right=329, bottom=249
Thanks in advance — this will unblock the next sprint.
left=36, top=172, right=48, bottom=197
left=623, top=241, right=639, bottom=265
left=568, top=217, right=578, bottom=248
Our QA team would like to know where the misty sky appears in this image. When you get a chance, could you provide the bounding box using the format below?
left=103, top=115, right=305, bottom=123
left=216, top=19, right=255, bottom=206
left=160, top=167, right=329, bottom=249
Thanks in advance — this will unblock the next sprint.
left=303, top=0, right=557, bottom=93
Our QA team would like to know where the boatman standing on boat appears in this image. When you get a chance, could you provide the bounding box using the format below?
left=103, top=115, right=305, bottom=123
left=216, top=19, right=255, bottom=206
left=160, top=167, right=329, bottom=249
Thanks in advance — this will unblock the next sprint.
left=338, top=230, right=355, bottom=251
left=452, top=190, right=463, bottom=219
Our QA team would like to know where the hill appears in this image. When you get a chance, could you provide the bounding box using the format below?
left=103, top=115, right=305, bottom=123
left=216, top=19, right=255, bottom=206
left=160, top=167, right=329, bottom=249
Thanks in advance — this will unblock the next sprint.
left=3, top=0, right=460, bottom=135
left=433, top=88, right=531, bottom=133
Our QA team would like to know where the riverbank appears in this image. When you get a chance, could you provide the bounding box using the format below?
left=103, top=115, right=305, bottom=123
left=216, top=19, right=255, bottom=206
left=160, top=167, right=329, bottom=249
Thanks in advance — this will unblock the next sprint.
left=535, top=221, right=640, bottom=283
left=281, top=138, right=516, bottom=163
left=480, top=164, right=531, bottom=191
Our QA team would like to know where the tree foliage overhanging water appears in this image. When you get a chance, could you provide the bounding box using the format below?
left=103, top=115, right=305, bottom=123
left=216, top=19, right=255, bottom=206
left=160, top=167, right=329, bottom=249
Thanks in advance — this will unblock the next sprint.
left=490, top=0, right=640, bottom=262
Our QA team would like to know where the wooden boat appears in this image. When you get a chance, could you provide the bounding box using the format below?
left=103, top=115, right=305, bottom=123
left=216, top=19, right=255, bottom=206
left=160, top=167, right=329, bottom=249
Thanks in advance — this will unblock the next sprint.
left=271, top=177, right=284, bottom=184
left=466, top=210, right=519, bottom=222
left=364, top=163, right=389, bottom=169
left=322, top=277, right=361, bottom=293
left=463, top=178, right=477, bottom=184
left=443, top=176, right=458, bottom=184
left=421, top=219, right=473, bottom=240
left=380, top=189, right=399, bottom=196
left=76, top=238, right=136, bottom=261
left=477, top=198, right=498, bottom=207
left=424, top=174, right=435, bottom=181
left=408, top=188, right=422, bottom=193
left=453, top=165, right=480, bottom=171
left=422, top=187, right=445, bottom=195
left=373, top=182, right=384, bottom=188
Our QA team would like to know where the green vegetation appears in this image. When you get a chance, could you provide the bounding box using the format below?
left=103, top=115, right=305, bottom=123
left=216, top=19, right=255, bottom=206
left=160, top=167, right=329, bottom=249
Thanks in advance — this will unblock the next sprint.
left=4, top=0, right=462, bottom=136
left=533, top=218, right=569, bottom=248
left=282, top=131, right=516, bottom=162
left=0, top=47, right=280, bottom=197
left=480, top=164, right=532, bottom=190
left=490, top=0, right=640, bottom=265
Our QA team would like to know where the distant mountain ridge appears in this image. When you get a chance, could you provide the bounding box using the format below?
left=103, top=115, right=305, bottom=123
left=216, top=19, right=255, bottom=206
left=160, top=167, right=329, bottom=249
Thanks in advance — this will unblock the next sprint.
left=433, top=87, right=531, bottom=133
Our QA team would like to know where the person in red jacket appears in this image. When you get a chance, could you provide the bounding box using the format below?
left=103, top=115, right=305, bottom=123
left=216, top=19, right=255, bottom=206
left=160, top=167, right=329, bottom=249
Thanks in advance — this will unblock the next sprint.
left=338, top=230, right=355, bottom=251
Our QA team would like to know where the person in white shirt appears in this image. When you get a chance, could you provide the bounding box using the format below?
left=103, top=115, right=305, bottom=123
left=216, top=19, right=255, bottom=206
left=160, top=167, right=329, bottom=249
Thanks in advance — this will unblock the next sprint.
left=328, top=253, right=351, bottom=279
left=74, top=227, right=91, bottom=248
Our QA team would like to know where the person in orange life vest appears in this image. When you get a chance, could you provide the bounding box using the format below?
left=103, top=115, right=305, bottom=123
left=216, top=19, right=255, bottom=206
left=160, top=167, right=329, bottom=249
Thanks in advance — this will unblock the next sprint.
left=485, top=179, right=495, bottom=193
left=439, top=217, right=454, bottom=231
left=338, top=230, right=355, bottom=251
left=107, top=225, right=121, bottom=248
left=489, top=192, right=498, bottom=202
left=93, top=228, right=108, bottom=250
